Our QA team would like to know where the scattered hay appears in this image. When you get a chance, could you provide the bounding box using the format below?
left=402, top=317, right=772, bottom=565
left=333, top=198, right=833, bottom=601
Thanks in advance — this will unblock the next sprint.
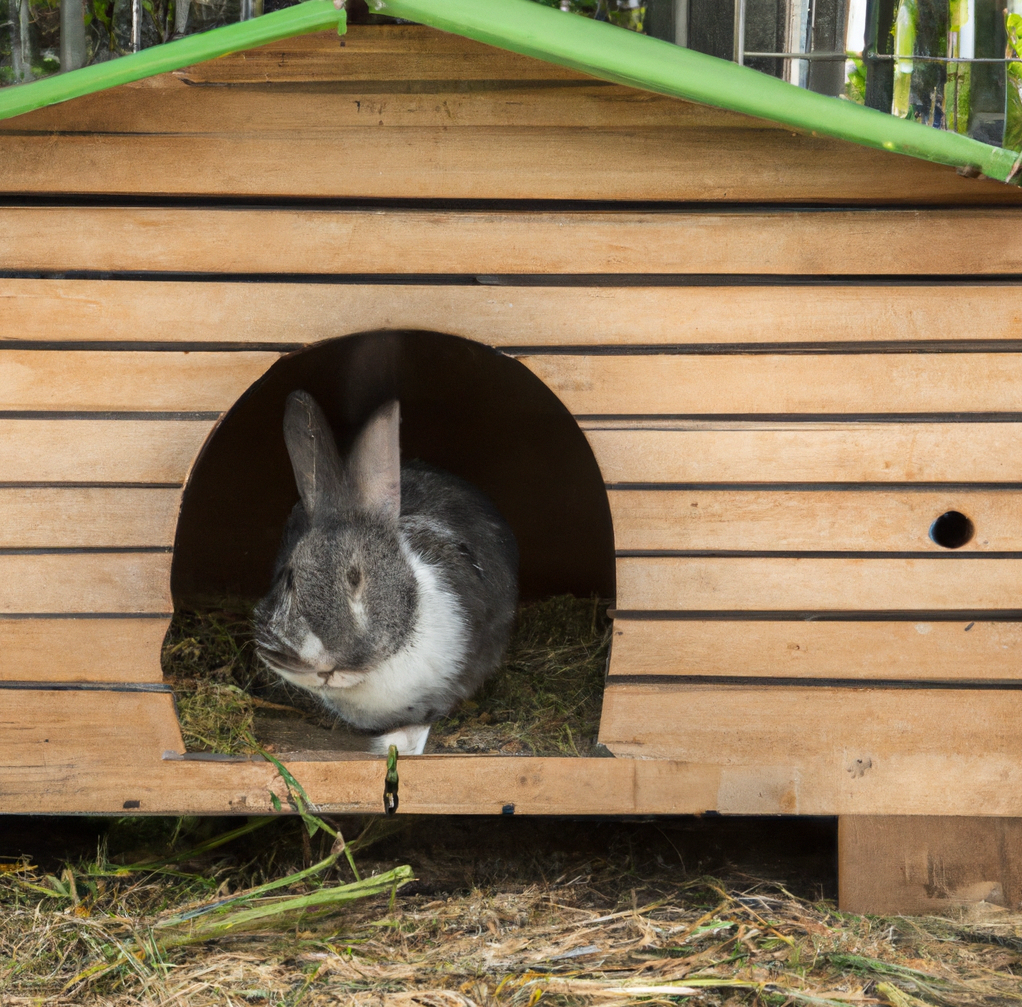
left=429, top=595, right=611, bottom=756
left=162, top=596, right=611, bottom=757
left=2, top=816, right=1020, bottom=1007
left=162, top=609, right=260, bottom=754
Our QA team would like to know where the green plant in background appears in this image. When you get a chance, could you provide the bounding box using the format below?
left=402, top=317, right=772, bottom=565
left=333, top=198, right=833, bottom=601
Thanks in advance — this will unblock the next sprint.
left=87, top=0, right=116, bottom=53
left=844, top=52, right=866, bottom=104
left=1007, top=7, right=1022, bottom=152
left=1, top=0, right=60, bottom=82
left=892, top=0, right=918, bottom=118
left=944, top=0, right=970, bottom=133
left=531, top=0, right=645, bottom=35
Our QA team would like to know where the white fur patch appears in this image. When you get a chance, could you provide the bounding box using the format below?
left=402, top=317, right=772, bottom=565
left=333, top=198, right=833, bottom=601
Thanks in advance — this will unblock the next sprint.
left=370, top=724, right=431, bottom=756
left=321, top=669, right=368, bottom=689
left=349, top=597, right=369, bottom=631
left=298, top=628, right=333, bottom=668
left=318, top=542, right=469, bottom=728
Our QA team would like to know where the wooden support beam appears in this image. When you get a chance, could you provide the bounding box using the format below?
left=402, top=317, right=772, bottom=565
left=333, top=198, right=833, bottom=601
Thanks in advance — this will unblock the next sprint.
left=839, top=816, right=1022, bottom=914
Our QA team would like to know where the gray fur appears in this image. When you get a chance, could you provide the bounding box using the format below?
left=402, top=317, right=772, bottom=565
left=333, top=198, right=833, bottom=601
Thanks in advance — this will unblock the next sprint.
left=253, top=391, right=518, bottom=735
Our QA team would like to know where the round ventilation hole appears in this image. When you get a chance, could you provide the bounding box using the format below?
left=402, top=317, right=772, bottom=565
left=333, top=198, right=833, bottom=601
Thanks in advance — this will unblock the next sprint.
left=930, top=511, right=975, bottom=550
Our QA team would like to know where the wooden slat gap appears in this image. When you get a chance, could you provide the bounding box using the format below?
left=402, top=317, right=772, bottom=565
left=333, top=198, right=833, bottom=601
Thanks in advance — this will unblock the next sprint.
left=615, top=550, right=1022, bottom=559
left=609, top=610, right=1022, bottom=621
left=606, top=675, right=1022, bottom=690
left=0, top=546, right=173, bottom=555
left=0, top=681, right=173, bottom=692
left=606, top=482, right=1022, bottom=490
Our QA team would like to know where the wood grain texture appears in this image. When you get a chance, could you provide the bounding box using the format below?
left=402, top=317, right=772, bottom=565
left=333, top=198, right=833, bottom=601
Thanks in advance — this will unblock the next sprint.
left=175, top=27, right=593, bottom=82
left=0, top=419, right=214, bottom=482
left=616, top=556, right=1022, bottom=612
left=0, top=80, right=776, bottom=132
left=522, top=353, right=1022, bottom=416
left=610, top=489, right=1022, bottom=552
left=0, top=351, right=278, bottom=411
left=0, top=26, right=1016, bottom=203
left=0, top=553, right=172, bottom=613
left=3, top=129, right=1011, bottom=202
left=0, top=743, right=724, bottom=815
left=0, top=488, right=180, bottom=548
left=3, top=208, right=1022, bottom=275
left=0, top=691, right=184, bottom=779
left=0, top=617, right=169, bottom=682
left=5, top=280, right=1020, bottom=347
left=608, top=619, right=1022, bottom=680
left=598, top=683, right=1022, bottom=814
left=584, top=423, right=1022, bottom=484
left=839, top=816, right=1022, bottom=913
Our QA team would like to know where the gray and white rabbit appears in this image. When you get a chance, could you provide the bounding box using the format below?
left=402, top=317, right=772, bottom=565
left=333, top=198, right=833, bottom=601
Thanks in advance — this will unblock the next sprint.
left=253, top=391, right=518, bottom=755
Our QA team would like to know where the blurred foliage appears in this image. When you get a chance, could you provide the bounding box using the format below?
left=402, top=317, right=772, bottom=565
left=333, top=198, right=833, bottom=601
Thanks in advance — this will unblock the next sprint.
left=0, top=0, right=59, bottom=84
left=844, top=52, right=866, bottom=104
left=531, top=0, right=646, bottom=34
left=1007, top=12, right=1022, bottom=152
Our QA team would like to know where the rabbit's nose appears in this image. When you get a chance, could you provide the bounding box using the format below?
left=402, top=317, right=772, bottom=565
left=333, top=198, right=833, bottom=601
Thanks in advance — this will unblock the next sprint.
left=317, top=670, right=334, bottom=683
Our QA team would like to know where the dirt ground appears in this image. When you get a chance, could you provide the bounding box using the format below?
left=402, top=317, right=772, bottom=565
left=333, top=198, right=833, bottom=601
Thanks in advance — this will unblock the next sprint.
left=3, top=812, right=1021, bottom=1007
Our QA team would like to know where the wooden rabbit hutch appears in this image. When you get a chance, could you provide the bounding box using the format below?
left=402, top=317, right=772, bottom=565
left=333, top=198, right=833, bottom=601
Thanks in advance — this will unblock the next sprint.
left=3, top=13, right=1022, bottom=914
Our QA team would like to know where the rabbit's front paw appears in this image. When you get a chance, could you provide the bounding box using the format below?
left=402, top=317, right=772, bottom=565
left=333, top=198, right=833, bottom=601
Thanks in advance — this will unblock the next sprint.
left=370, top=724, right=431, bottom=756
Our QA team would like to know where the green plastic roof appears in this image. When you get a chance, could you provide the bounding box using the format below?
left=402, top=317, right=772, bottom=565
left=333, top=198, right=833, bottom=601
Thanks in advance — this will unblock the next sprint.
left=1, top=0, right=1020, bottom=185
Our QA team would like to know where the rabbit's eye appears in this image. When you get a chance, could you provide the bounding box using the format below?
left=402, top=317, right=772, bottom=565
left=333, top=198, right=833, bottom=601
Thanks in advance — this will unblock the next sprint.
left=346, top=566, right=362, bottom=591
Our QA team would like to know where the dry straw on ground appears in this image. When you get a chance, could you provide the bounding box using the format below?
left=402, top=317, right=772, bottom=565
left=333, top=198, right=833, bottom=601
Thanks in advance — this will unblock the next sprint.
left=162, top=596, right=611, bottom=757
left=2, top=815, right=1021, bottom=1007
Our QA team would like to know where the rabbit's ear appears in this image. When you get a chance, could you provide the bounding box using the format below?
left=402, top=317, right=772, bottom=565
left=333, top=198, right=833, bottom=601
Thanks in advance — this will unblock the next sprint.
left=283, top=391, right=345, bottom=520
left=346, top=400, right=401, bottom=522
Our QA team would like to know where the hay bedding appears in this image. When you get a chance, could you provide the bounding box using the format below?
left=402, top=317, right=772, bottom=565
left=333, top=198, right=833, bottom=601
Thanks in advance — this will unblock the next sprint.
left=162, top=596, right=611, bottom=757
left=1, top=816, right=1021, bottom=1006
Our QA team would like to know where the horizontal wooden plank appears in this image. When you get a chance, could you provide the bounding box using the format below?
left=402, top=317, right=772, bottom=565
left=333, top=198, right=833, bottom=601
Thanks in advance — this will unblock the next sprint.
left=0, top=419, right=214, bottom=482
left=0, top=728, right=725, bottom=815
left=616, top=556, right=1022, bottom=611
left=584, top=423, right=1022, bottom=483
left=0, top=351, right=278, bottom=411
left=176, top=27, right=592, bottom=82
left=0, top=81, right=776, bottom=133
left=0, top=691, right=184, bottom=773
left=523, top=353, right=1022, bottom=416
left=607, top=619, right=1022, bottom=680
left=1, top=24, right=1017, bottom=203
left=0, top=488, right=180, bottom=548
left=3, top=128, right=1012, bottom=203
left=6, top=727, right=1022, bottom=815
left=3, top=208, right=1022, bottom=275
left=597, top=683, right=1022, bottom=814
left=5, top=280, right=1020, bottom=347
left=610, top=490, right=1022, bottom=552
left=0, top=553, right=172, bottom=613
left=0, top=617, right=169, bottom=682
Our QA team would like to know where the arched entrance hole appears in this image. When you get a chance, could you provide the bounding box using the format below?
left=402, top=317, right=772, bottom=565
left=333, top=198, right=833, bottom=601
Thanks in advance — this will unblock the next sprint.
left=166, top=331, right=616, bottom=757
left=172, top=330, right=615, bottom=606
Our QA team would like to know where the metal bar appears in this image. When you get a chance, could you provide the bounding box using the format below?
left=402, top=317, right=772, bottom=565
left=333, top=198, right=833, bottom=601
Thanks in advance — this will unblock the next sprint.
left=60, top=0, right=88, bottom=72
left=732, top=0, right=746, bottom=65
left=865, top=52, right=1022, bottom=63
left=744, top=50, right=849, bottom=59
left=131, top=0, right=142, bottom=51
left=746, top=51, right=1022, bottom=63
